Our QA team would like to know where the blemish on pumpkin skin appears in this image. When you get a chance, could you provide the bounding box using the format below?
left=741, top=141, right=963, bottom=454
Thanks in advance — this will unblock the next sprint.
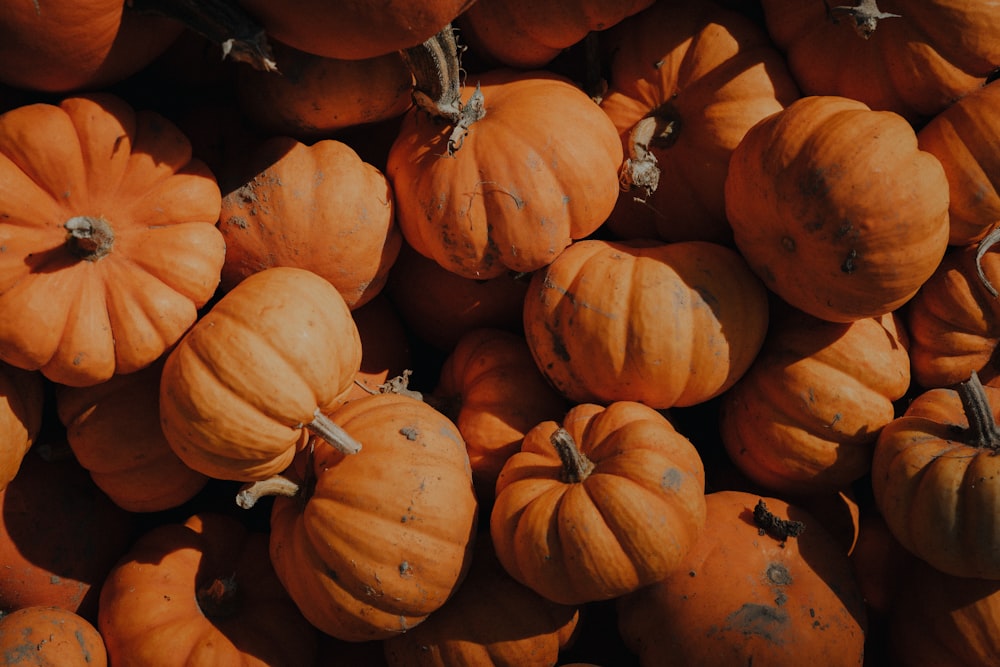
left=720, top=603, right=788, bottom=643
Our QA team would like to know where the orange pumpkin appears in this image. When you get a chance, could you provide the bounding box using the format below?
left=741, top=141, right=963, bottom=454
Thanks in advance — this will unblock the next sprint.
left=522, top=238, right=769, bottom=409
left=719, top=307, right=911, bottom=495
left=599, top=0, right=801, bottom=244
left=617, top=491, right=867, bottom=666
left=0, top=362, right=44, bottom=493
left=98, top=512, right=318, bottom=666
left=387, top=68, right=623, bottom=279
left=490, top=401, right=707, bottom=605
left=0, top=93, right=226, bottom=387
left=341, top=295, right=412, bottom=402
left=725, top=95, right=950, bottom=323
left=0, top=606, right=107, bottom=667
left=159, top=266, right=363, bottom=482
left=249, top=392, right=478, bottom=641
left=218, top=135, right=402, bottom=310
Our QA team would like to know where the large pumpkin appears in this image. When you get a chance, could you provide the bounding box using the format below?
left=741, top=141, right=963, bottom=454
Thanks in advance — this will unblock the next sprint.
left=599, top=0, right=801, bottom=244
left=490, top=401, right=707, bottom=605
left=725, top=94, right=950, bottom=323
left=522, top=238, right=769, bottom=409
left=0, top=93, right=226, bottom=387
left=159, top=266, right=363, bottom=482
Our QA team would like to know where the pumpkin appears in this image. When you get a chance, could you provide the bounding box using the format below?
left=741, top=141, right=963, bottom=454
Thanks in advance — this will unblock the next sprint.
left=0, top=363, right=44, bottom=493
left=382, top=535, right=580, bottom=666
left=917, top=80, right=1000, bottom=246
left=218, top=135, right=402, bottom=310
left=725, top=94, right=950, bottom=323
left=490, top=401, right=707, bottom=605
left=522, top=238, right=769, bottom=409
left=0, top=451, right=134, bottom=623
left=456, top=0, right=653, bottom=69
left=159, top=266, right=363, bottom=482
left=872, top=370, right=1000, bottom=579
left=340, top=295, right=412, bottom=402
left=905, top=228, right=1000, bottom=389
left=98, top=512, right=318, bottom=666
left=850, top=508, right=908, bottom=621
left=760, top=0, right=1000, bottom=122
left=55, top=358, right=209, bottom=513
left=0, top=2, right=182, bottom=92
left=617, top=491, right=867, bottom=666
left=241, top=391, right=478, bottom=642
left=431, top=327, right=569, bottom=500
left=235, top=38, right=414, bottom=141
left=0, top=93, right=226, bottom=387
left=235, top=0, right=475, bottom=60
left=719, top=306, right=911, bottom=495
left=386, top=65, right=623, bottom=280
left=599, top=0, right=801, bottom=245
left=0, top=606, right=107, bottom=667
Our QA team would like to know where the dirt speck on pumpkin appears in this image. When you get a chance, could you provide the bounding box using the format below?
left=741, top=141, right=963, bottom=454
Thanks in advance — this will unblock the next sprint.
left=399, top=426, right=419, bottom=441
left=721, top=603, right=789, bottom=643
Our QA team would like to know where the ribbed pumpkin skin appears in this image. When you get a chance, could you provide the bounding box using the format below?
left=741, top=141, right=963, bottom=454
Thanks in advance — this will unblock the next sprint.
left=761, top=0, right=1000, bottom=122
left=0, top=94, right=225, bottom=387
left=917, top=81, right=1000, bottom=246
left=872, top=381, right=1000, bottom=579
left=523, top=238, right=769, bottom=409
left=490, top=401, right=707, bottom=606
left=720, top=309, right=911, bottom=495
left=387, top=69, right=623, bottom=280
left=725, top=95, right=950, bottom=323
left=159, top=267, right=362, bottom=482
left=269, top=393, right=477, bottom=642
left=0, top=606, right=107, bottom=667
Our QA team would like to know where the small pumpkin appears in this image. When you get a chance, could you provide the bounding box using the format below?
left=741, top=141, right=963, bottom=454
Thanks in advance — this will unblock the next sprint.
left=0, top=93, right=226, bottom=386
left=725, top=94, right=950, bottom=323
left=0, top=606, right=107, bottom=667
left=490, top=401, right=707, bottom=605
left=0, top=362, right=44, bottom=493
left=98, top=512, right=318, bottom=666
left=159, top=266, right=363, bottom=482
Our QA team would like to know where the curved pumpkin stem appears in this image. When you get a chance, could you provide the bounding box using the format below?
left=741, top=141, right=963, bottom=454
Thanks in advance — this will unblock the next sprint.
left=824, top=0, right=901, bottom=39
left=618, top=104, right=682, bottom=200
left=65, top=216, right=114, bottom=261
left=974, top=225, right=1000, bottom=298
left=551, top=427, right=595, bottom=483
left=957, top=370, right=1000, bottom=452
left=399, top=24, right=486, bottom=156
left=307, top=409, right=362, bottom=455
left=235, top=474, right=300, bottom=509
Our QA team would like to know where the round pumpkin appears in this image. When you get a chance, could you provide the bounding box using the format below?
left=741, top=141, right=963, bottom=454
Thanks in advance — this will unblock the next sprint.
left=0, top=362, right=44, bottom=493
left=159, top=266, right=363, bottom=482
left=387, top=68, right=623, bottom=279
left=0, top=93, right=226, bottom=387
left=522, top=238, right=769, bottom=409
left=599, top=0, right=801, bottom=244
left=490, top=401, right=707, bottom=605
left=725, top=94, right=950, bottom=323
left=98, top=512, right=318, bottom=666
left=218, top=135, right=402, bottom=310
left=617, top=490, right=867, bottom=666
left=719, top=307, right=911, bottom=495
left=0, top=606, right=107, bottom=667
left=872, top=370, right=1000, bottom=579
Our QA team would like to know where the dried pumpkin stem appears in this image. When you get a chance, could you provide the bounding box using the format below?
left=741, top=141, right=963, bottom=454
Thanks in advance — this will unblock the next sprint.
left=975, top=226, right=1000, bottom=298
left=235, top=474, right=300, bottom=509
left=753, top=499, right=805, bottom=541
left=957, top=370, right=1000, bottom=451
left=307, top=409, right=362, bottom=455
left=65, top=216, right=114, bottom=261
left=399, top=24, right=486, bottom=156
left=550, top=427, right=595, bottom=483
left=619, top=104, right=681, bottom=199
left=824, top=0, right=901, bottom=39
left=196, top=573, right=241, bottom=618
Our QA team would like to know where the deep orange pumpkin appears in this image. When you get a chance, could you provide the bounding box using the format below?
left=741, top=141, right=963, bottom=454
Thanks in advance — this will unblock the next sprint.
left=0, top=93, right=225, bottom=387
left=725, top=94, right=950, bottom=323
left=0, top=362, right=44, bottom=493
left=0, top=606, right=107, bottom=667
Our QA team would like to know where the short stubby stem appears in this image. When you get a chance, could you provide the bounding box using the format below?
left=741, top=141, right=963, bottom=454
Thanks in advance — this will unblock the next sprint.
left=65, top=216, right=114, bottom=261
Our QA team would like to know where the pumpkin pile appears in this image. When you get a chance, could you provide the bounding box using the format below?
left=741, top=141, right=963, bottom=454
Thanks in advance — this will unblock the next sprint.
left=1, top=1, right=999, bottom=665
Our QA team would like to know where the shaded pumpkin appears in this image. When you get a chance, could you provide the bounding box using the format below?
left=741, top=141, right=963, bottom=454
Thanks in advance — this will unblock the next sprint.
left=490, top=401, right=707, bottom=605
left=340, top=295, right=412, bottom=402
left=0, top=363, right=44, bottom=493
left=0, top=93, right=226, bottom=387
left=725, top=94, right=950, bottom=323
left=522, top=238, right=769, bottom=409
left=159, top=266, right=363, bottom=482
left=0, top=606, right=107, bottom=667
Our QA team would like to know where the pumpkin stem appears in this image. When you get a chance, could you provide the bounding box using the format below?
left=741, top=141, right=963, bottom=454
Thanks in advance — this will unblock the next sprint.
left=753, top=499, right=806, bottom=542
left=824, top=0, right=901, bottom=39
left=65, top=216, right=114, bottom=261
left=975, top=225, right=1000, bottom=298
left=399, top=24, right=486, bottom=156
left=127, top=0, right=278, bottom=71
left=196, top=573, right=242, bottom=618
left=235, top=474, right=300, bottom=509
left=957, top=370, right=1000, bottom=452
left=619, top=103, right=682, bottom=200
left=307, top=409, right=362, bottom=455
left=551, top=427, right=595, bottom=483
